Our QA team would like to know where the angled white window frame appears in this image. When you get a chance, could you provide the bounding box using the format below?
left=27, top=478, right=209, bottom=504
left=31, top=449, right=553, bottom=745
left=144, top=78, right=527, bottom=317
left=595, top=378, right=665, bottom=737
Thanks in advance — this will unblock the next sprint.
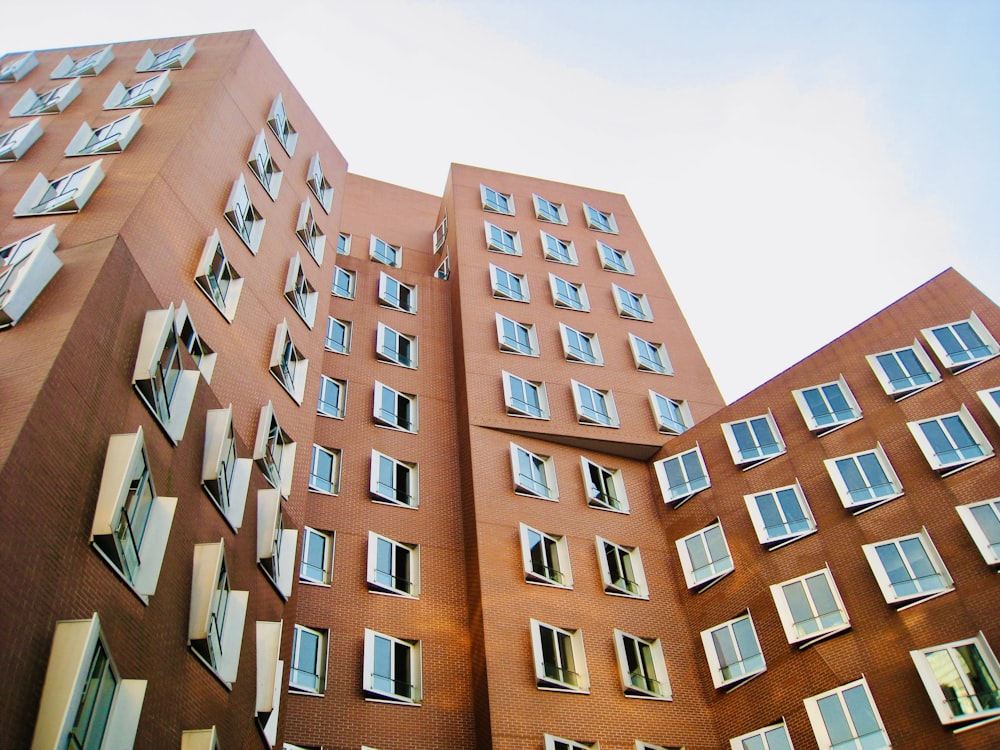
left=571, top=379, right=619, bottom=427
left=433, top=213, right=448, bottom=252
left=803, top=677, right=890, bottom=750
left=581, top=457, right=629, bottom=513
left=533, top=193, right=567, bottom=224
left=908, top=404, right=994, bottom=476
left=583, top=203, right=618, bottom=233
left=862, top=527, right=954, bottom=609
left=90, top=428, right=176, bottom=604
left=284, top=255, right=318, bottom=327
left=729, top=722, right=793, bottom=750
left=376, top=321, right=417, bottom=368
left=195, top=230, right=243, bottom=322
left=295, top=200, right=326, bottom=265
left=613, top=629, right=671, bottom=700
left=744, top=480, right=817, bottom=549
left=530, top=619, right=589, bottom=693
left=257, top=489, right=298, bottom=599
left=306, top=152, right=334, bottom=212
left=550, top=273, right=590, bottom=312
left=174, top=301, right=216, bottom=383
left=30, top=613, right=146, bottom=750
left=337, top=232, right=352, bottom=256
left=481, top=184, right=514, bottom=215
left=189, top=539, right=249, bottom=687
left=318, top=375, right=347, bottom=419
left=519, top=522, right=573, bottom=588
left=630, top=333, right=673, bottom=375
left=14, top=159, right=104, bottom=216
left=266, top=93, right=298, bottom=156
left=331, top=266, right=356, bottom=299
left=247, top=129, right=282, bottom=199
left=0, top=117, right=44, bottom=161
left=956, top=498, right=1000, bottom=568
left=255, top=621, right=283, bottom=747
left=51, top=45, right=114, bottom=78
left=654, top=445, right=711, bottom=507
left=325, top=316, right=352, bottom=353
left=770, top=566, right=851, bottom=648
left=503, top=371, right=549, bottom=419
left=496, top=312, right=539, bottom=356
left=510, top=442, right=558, bottom=500
left=792, top=375, right=862, bottom=435
left=559, top=322, right=603, bottom=365
left=485, top=221, right=522, bottom=255
left=363, top=629, right=422, bottom=704
left=308, top=444, right=341, bottom=495
left=597, top=536, right=648, bottom=599
left=824, top=443, right=904, bottom=514
left=201, top=405, right=252, bottom=530
left=490, top=262, right=529, bottom=302
left=866, top=339, right=941, bottom=400
left=545, top=735, right=598, bottom=750
left=374, top=380, right=418, bottom=432
left=911, top=632, right=1000, bottom=730
left=253, top=401, right=296, bottom=498
left=0, top=51, right=38, bottom=83
left=223, top=174, right=265, bottom=254
left=435, top=253, right=450, bottom=280
left=0, top=223, right=61, bottom=329
left=103, top=72, right=170, bottom=109
left=677, top=519, right=734, bottom=591
left=370, top=235, right=402, bottom=268
left=269, top=319, right=309, bottom=403
left=722, top=410, right=786, bottom=470
left=597, top=241, right=634, bottom=274
left=300, top=527, right=334, bottom=586
left=378, top=270, right=417, bottom=313
left=367, top=530, right=420, bottom=598
left=181, top=727, right=220, bottom=750
left=289, top=624, right=328, bottom=695
left=649, top=391, right=692, bottom=435
left=541, top=230, right=578, bottom=265
left=978, top=387, right=1000, bottom=429
left=136, top=38, right=196, bottom=72
left=66, top=110, right=143, bottom=156
left=701, top=611, right=766, bottom=691
left=612, top=283, right=652, bottom=321
left=923, top=311, right=1000, bottom=373
left=370, top=449, right=418, bottom=508
left=10, top=77, right=81, bottom=116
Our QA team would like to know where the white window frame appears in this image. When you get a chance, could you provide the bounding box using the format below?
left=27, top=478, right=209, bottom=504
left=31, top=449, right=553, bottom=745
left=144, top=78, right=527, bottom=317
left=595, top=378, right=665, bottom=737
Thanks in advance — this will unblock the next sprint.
left=571, top=379, right=619, bottom=427
left=496, top=313, right=540, bottom=356
left=612, top=283, right=653, bottom=321
left=581, top=457, right=629, bottom=513
left=502, top=371, right=549, bottom=419
left=374, top=381, right=418, bottom=432
left=676, top=519, right=734, bottom=591
left=908, top=405, right=994, bottom=476
left=66, top=110, right=143, bottom=156
left=559, top=323, right=603, bottom=365
left=14, top=159, right=104, bottom=216
left=910, top=632, right=1000, bottom=729
left=376, top=322, right=417, bottom=368
left=956, top=498, right=1000, bottom=568
left=721, top=411, right=786, bottom=470
left=597, top=241, right=634, bottom=274
left=654, top=445, right=711, bottom=507
left=978, top=387, right=1000, bottom=429
left=550, top=273, right=590, bottom=312
left=194, top=230, right=243, bottom=322
left=613, top=629, right=671, bottom=700
left=729, top=722, right=793, bottom=750
left=337, top=232, right=352, bottom=256
left=541, top=231, right=578, bottom=265
left=257, top=489, right=297, bottom=599
left=433, top=213, right=448, bottom=251
left=370, top=449, right=418, bottom=508
left=823, top=443, right=904, bottom=514
left=0, top=51, right=37, bottom=82
left=378, top=271, right=417, bottom=313
left=596, top=537, right=649, bottom=599
left=862, top=527, right=954, bottom=609
left=325, top=316, right=352, bottom=353
left=10, top=78, right=81, bottom=116
left=490, top=263, right=530, bottom=302
left=103, top=72, right=170, bottom=110
left=701, top=611, right=766, bottom=690
left=296, top=200, right=326, bottom=265
left=223, top=174, right=265, bottom=254
left=367, top=531, right=420, bottom=598
left=510, top=442, right=558, bottom=500
left=792, top=375, right=862, bottom=435
left=300, top=527, right=334, bottom=586
left=0, top=223, right=62, bottom=329
left=530, top=619, right=590, bottom=693
left=629, top=334, right=673, bottom=375
left=136, top=38, right=196, bottom=71
left=532, top=193, right=567, bottom=224
left=318, top=375, right=347, bottom=419
left=519, top=522, right=573, bottom=588
left=649, top=391, right=692, bottom=435
left=435, top=253, right=450, bottom=280
left=369, top=235, right=402, bottom=268
left=306, top=152, right=334, bottom=212
left=744, top=480, right=817, bottom=549
left=803, top=678, right=890, bottom=750
left=266, top=93, right=298, bottom=156
left=284, top=255, right=318, bottom=327
left=289, top=624, right=328, bottom=695
left=174, top=302, right=216, bottom=383
left=331, top=266, right=356, bottom=299
left=770, top=566, right=851, bottom=648
left=188, top=540, right=249, bottom=687
left=0, top=117, right=44, bottom=161
left=481, top=184, right=515, bottom=215
left=308, top=444, right=341, bottom=496
left=269, top=319, right=309, bottom=403
left=866, top=340, right=942, bottom=400
left=181, top=726, right=221, bottom=750
left=484, top=221, right=522, bottom=255
left=253, top=401, right=297, bottom=499
left=255, top=621, right=283, bottom=747
left=363, top=629, right=422, bottom=704
left=583, top=203, right=619, bottom=234
left=923, top=311, right=1000, bottom=373
left=544, top=735, right=598, bottom=750
left=201, top=406, right=252, bottom=530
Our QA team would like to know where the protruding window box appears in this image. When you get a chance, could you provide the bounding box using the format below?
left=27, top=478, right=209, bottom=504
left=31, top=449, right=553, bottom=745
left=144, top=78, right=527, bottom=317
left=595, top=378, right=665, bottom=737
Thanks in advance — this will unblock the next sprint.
left=0, top=224, right=62, bottom=329
left=257, top=489, right=297, bottom=599
left=66, top=111, right=142, bottom=156
left=50, top=45, right=114, bottom=78
left=10, top=78, right=81, bottom=116
left=255, top=621, right=284, bottom=747
left=0, top=118, right=44, bottom=161
left=254, top=402, right=296, bottom=498
left=202, top=406, right=252, bottom=530
left=14, top=160, right=104, bottom=216
left=136, top=39, right=196, bottom=72
left=103, top=73, right=170, bottom=109
left=189, top=540, right=248, bottom=688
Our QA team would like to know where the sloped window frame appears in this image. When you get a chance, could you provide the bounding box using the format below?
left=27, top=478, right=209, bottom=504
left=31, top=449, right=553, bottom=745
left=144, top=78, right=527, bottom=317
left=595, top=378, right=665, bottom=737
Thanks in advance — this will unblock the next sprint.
left=257, top=489, right=298, bottom=599
left=596, top=537, right=649, bottom=599
left=792, top=375, right=862, bottom=436
left=612, top=283, right=652, bottom=321
left=66, top=110, right=143, bottom=156
left=325, top=316, right=352, bottom=354
left=485, top=221, right=522, bottom=255
left=910, top=632, right=1000, bottom=729
left=583, top=203, right=618, bottom=234
left=496, top=313, right=539, bottom=356
left=701, top=611, right=766, bottom=691
left=862, top=527, right=955, bottom=609
left=308, top=444, right=341, bottom=495
left=103, top=72, right=170, bottom=109
left=376, top=321, right=417, bottom=368
left=519, top=522, right=573, bottom=588
left=289, top=624, right=328, bottom=695
left=866, top=340, right=941, bottom=400
left=803, top=678, right=890, bottom=750
left=136, top=38, right=196, bottom=72
left=571, top=379, right=619, bottom=427
left=284, top=255, right=318, bottom=327
left=907, top=405, right=994, bottom=477
left=0, top=223, right=62, bottom=329
left=201, top=406, right=252, bottom=531
left=10, top=77, right=81, bottom=117
left=532, top=193, right=567, bottom=224
left=823, top=443, right=904, bottom=514
left=481, top=184, right=514, bottom=215
left=530, top=619, right=590, bottom=693
left=559, top=323, right=603, bottom=365
left=770, top=566, right=851, bottom=648
left=630, top=333, right=673, bottom=375
left=266, top=93, right=298, bottom=156
left=374, top=380, right=418, bottom=432
left=598, top=241, right=634, bottom=274
left=956, top=498, right=1000, bottom=568
left=363, top=629, right=422, bottom=705
left=223, top=174, right=265, bottom=254
left=370, top=235, right=402, bottom=268
left=300, top=527, right=334, bottom=586
left=188, top=539, right=249, bottom=687
left=613, top=629, right=671, bottom=700
left=649, top=391, right=691, bottom=435
left=367, top=531, right=420, bottom=598
left=511, top=442, right=558, bottom=500
left=490, top=263, right=529, bottom=302
left=503, top=371, right=549, bottom=419
left=253, top=401, right=297, bottom=499
left=317, top=375, right=347, bottom=419
left=0, top=51, right=38, bottom=83
left=581, top=457, right=629, bottom=513
left=247, top=129, right=282, bottom=199
left=306, top=152, right=334, bottom=212
left=654, top=445, right=710, bottom=507
left=721, top=410, right=786, bottom=470
left=370, top=449, right=418, bottom=508
left=51, top=45, right=114, bottom=78
left=744, top=480, right=817, bottom=550
left=331, top=266, right=356, bottom=299
left=14, top=159, right=104, bottom=216
left=550, top=273, right=590, bottom=312
left=677, top=519, right=734, bottom=591
left=922, top=311, right=1000, bottom=373
left=378, top=271, right=417, bottom=314
left=541, top=231, right=578, bottom=265
left=0, top=117, right=44, bottom=161
left=194, top=230, right=243, bottom=322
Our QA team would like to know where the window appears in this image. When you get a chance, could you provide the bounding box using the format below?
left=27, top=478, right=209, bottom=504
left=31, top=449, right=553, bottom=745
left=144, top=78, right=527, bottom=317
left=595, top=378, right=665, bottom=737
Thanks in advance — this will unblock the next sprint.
left=804, top=678, right=890, bottom=750
left=243, top=128, right=282, bottom=197
left=325, top=316, right=352, bottom=353
left=722, top=411, right=786, bottom=469
left=318, top=375, right=347, bottom=418
left=550, top=273, right=590, bottom=311
left=370, top=450, right=418, bottom=507
left=132, top=303, right=199, bottom=443
left=30, top=614, right=146, bottom=750
left=490, top=263, right=529, bottom=302
left=862, top=528, right=954, bottom=608
left=433, top=214, right=448, bottom=251
left=597, top=537, right=648, bottom=598
left=630, top=334, right=673, bottom=374
left=370, top=236, right=402, bottom=267
left=0, top=51, right=37, bottom=82
left=189, top=540, right=249, bottom=686
left=202, top=406, right=252, bottom=530
left=374, top=381, right=417, bottom=432
left=519, top=523, right=573, bottom=588
left=332, top=267, right=356, bottom=299
left=290, top=625, right=327, bottom=694
left=744, top=481, right=817, bottom=549
left=91, top=428, right=176, bottom=603
left=649, top=392, right=691, bottom=435
left=435, top=254, right=450, bottom=280
left=544, top=736, right=597, bottom=750
left=306, top=152, right=334, bottom=212
left=194, top=230, right=243, bottom=321
left=363, top=629, right=422, bottom=704
left=269, top=320, right=309, bottom=403
left=223, top=174, right=265, bottom=253
left=14, top=159, right=104, bottom=216
left=613, top=630, right=671, bottom=699
left=911, top=633, right=1000, bottom=728
left=337, top=232, right=351, bottom=255
left=295, top=201, right=326, bottom=265
left=176, top=300, right=215, bottom=382
left=66, top=110, right=143, bottom=156
left=496, top=313, right=539, bottom=356
left=257, top=489, right=298, bottom=599
left=376, top=322, right=417, bottom=368
left=309, top=445, right=341, bottom=495
left=181, top=727, right=221, bottom=750
left=378, top=271, right=417, bottom=313
left=266, top=93, right=298, bottom=156
left=541, top=231, right=577, bottom=264
left=701, top=612, right=765, bottom=690
left=367, top=531, right=420, bottom=597
left=0, top=224, right=62, bottom=329
left=583, top=203, right=618, bottom=233
left=253, top=402, right=297, bottom=498
left=792, top=376, right=862, bottom=435
left=559, top=323, right=603, bottom=365
left=598, top=241, right=634, bottom=274
left=654, top=446, right=711, bottom=507
left=10, top=78, right=81, bottom=116
left=136, top=38, right=195, bottom=71
left=485, top=221, right=522, bottom=255
left=979, top=386, right=1000, bottom=428
left=729, top=723, right=793, bottom=750
left=866, top=340, right=941, bottom=400
left=533, top=193, right=567, bottom=224
left=572, top=380, right=619, bottom=427
left=923, top=311, right=999, bottom=372
left=481, top=184, right=514, bottom=215
left=510, top=443, right=558, bottom=500
left=0, top=117, right=43, bottom=161
left=956, top=498, right=1000, bottom=567
left=676, top=520, right=734, bottom=591
left=908, top=405, right=994, bottom=476
left=300, top=527, right=334, bottom=585
left=613, top=284, right=652, bottom=321
left=503, top=371, right=549, bottom=419
left=530, top=619, right=589, bottom=692
left=771, top=567, right=850, bottom=647
left=284, top=256, right=318, bottom=327
left=581, top=458, right=628, bottom=513
left=255, top=621, right=283, bottom=747
left=824, top=443, right=903, bottom=514
left=103, top=72, right=170, bottom=109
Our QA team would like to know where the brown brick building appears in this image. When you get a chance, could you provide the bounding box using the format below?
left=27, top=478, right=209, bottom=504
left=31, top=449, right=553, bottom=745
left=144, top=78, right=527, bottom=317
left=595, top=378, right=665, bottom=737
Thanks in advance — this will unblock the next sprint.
left=1, top=29, right=998, bottom=750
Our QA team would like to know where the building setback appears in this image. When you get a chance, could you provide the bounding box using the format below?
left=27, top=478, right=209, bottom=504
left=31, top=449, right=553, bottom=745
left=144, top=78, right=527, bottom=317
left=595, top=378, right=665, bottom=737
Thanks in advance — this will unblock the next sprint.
left=0, top=28, right=998, bottom=750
